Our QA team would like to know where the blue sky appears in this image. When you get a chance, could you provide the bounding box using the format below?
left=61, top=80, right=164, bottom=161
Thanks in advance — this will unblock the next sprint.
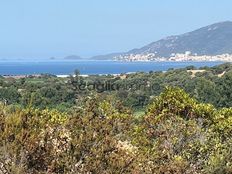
left=0, top=0, right=232, bottom=59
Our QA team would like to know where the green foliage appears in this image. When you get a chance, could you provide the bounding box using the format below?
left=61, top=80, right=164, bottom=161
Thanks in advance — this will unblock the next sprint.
left=0, top=64, right=232, bottom=173
left=0, top=63, right=232, bottom=110
left=0, top=87, right=231, bottom=173
left=132, top=87, right=232, bottom=173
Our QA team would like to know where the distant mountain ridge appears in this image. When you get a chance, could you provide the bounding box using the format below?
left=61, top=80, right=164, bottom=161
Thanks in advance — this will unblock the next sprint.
left=91, top=21, right=232, bottom=60
left=64, top=55, right=83, bottom=60
left=90, top=53, right=121, bottom=60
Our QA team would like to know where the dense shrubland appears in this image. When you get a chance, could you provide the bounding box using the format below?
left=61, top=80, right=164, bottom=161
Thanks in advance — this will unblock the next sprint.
left=0, top=63, right=231, bottom=173
left=0, top=63, right=232, bottom=111
left=0, top=87, right=231, bottom=173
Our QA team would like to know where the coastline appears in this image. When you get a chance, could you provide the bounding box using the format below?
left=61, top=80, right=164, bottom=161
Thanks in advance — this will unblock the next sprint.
left=2, top=73, right=133, bottom=79
left=0, top=61, right=226, bottom=78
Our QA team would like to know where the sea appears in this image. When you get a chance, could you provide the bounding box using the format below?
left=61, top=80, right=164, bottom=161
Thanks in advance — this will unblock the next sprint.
left=0, top=60, right=224, bottom=75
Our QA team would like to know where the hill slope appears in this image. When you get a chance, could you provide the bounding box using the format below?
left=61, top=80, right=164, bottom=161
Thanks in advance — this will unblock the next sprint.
left=91, top=21, right=232, bottom=60
left=127, top=21, right=232, bottom=57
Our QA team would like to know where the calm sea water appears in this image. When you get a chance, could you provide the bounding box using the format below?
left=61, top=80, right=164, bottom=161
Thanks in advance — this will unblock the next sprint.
left=0, top=60, right=223, bottom=75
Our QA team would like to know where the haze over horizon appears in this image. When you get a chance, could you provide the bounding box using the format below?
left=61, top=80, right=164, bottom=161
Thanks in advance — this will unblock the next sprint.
left=1, top=0, right=232, bottom=59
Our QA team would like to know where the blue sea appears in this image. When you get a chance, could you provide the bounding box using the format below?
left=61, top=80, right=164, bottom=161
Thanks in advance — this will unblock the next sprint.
left=0, top=60, right=223, bottom=75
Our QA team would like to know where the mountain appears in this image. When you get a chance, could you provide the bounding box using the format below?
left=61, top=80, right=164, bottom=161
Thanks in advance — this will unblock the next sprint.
left=127, top=21, right=232, bottom=57
left=92, top=21, right=232, bottom=60
left=90, top=53, right=122, bottom=60
left=64, top=55, right=83, bottom=60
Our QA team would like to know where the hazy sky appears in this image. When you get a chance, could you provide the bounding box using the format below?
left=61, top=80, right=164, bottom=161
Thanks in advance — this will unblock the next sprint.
left=1, top=0, right=232, bottom=59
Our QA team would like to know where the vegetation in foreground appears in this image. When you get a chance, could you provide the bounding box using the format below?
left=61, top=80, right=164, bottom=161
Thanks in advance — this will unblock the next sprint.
left=0, top=63, right=231, bottom=173
left=0, top=87, right=231, bottom=174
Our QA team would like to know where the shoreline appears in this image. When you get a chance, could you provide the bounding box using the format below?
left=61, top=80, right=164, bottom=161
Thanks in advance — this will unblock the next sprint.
left=2, top=73, right=134, bottom=79
left=0, top=61, right=227, bottom=78
left=0, top=59, right=228, bottom=63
